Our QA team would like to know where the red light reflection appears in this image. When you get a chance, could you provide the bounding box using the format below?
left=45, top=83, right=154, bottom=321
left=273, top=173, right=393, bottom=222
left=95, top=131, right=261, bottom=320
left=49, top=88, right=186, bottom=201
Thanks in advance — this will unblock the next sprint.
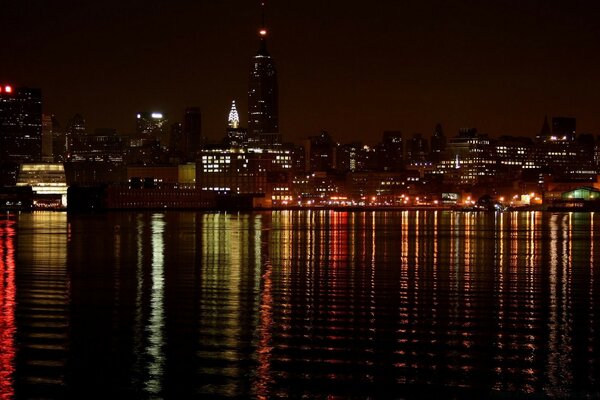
left=0, top=219, right=16, bottom=399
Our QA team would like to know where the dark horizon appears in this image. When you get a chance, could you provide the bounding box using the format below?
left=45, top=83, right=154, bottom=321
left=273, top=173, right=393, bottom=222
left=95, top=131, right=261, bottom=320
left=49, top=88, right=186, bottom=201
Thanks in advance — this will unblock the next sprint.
left=3, top=1, right=600, bottom=143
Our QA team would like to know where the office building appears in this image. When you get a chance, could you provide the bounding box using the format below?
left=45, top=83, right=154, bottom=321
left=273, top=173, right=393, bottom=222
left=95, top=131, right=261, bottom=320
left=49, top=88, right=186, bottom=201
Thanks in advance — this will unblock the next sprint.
left=406, top=133, right=429, bottom=166
left=430, top=123, right=446, bottom=161
left=248, top=23, right=280, bottom=145
left=303, top=131, right=337, bottom=172
left=436, top=128, right=495, bottom=185
left=65, top=113, right=86, bottom=159
left=182, top=107, right=202, bottom=158
left=136, top=111, right=168, bottom=146
left=0, top=85, right=42, bottom=163
left=377, top=131, right=404, bottom=171
left=552, top=117, right=576, bottom=141
left=41, top=114, right=54, bottom=162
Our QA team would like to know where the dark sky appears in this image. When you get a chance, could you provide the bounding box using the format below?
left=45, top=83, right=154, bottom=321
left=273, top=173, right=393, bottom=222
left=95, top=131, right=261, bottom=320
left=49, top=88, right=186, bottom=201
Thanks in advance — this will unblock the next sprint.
left=2, top=0, right=600, bottom=144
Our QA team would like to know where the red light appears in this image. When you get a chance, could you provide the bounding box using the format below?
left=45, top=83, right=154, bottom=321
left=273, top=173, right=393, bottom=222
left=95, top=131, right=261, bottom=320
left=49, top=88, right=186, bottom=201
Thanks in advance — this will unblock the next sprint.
left=5, top=86, right=12, bottom=93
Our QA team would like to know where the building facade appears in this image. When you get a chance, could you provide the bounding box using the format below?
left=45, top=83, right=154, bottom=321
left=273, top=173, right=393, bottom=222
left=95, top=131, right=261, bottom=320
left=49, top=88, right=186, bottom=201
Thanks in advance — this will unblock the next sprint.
left=248, top=27, right=280, bottom=146
left=0, top=85, right=42, bottom=163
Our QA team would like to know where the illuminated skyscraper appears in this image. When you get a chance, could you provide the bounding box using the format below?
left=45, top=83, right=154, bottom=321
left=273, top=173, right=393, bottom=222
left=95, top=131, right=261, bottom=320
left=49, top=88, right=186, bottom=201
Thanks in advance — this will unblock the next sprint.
left=248, top=11, right=280, bottom=146
left=228, top=100, right=240, bottom=129
left=0, top=84, right=42, bottom=163
left=226, top=100, right=246, bottom=146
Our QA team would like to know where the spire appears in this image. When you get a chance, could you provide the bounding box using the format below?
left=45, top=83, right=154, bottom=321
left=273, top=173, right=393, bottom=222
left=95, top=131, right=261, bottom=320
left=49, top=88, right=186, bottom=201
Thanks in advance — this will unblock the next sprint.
left=228, top=100, right=240, bottom=129
left=539, top=115, right=551, bottom=138
left=257, top=1, right=269, bottom=56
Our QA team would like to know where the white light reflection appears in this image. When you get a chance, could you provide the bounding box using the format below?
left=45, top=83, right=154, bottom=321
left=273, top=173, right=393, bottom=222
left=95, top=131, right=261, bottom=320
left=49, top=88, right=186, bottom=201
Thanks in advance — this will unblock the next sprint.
left=145, top=214, right=166, bottom=396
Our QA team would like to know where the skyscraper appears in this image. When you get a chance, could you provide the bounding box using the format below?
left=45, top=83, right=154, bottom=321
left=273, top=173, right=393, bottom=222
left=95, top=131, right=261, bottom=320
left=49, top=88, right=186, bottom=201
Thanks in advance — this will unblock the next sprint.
left=0, top=85, right=42, bottom=163
left=248, top=10, right=280, bottom=146
left=378, top=131, right=404, bottom=171
left=552, top=117, right=576, bottom=141
left=406, top=133, right=429, bottom=165
left=182, top=107, right=202, bottom=158
left=430, top=123, right=446, bottom=161
left=65, top=113, right=86, bottom=159
left=136, top=111, right=169, bottom=149
left=226, top=100, right=246, bottom=146
left=41, top=114, right=54, bottom=162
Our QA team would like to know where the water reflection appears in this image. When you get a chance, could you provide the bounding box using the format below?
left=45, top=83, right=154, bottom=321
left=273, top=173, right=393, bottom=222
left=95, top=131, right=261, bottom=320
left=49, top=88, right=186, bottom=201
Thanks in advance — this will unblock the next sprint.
left=0, top=216, right=16, bottom=399
left=1, top=210, right=599, bottom=398
left=145, top=214, right=166, bottom=396
left=14, top=212, right=69, bottom=399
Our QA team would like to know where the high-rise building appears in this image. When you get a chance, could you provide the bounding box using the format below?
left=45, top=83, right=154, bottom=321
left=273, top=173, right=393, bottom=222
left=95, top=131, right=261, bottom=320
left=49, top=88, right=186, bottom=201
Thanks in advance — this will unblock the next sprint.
left=65, top=113, right=86, bottom=159
left=228, top=100, right=240, bottom=129
left=170, top=122, right=183, bottom=157
left=436, top=128, right=495, bottom=185
left=303, top=131, right=337, bottom=172
left=136, top=111, right=167, bottom=144
left=552, top=117, right=576, bottom=141
left=47, top=115, right=64, bottom=162
left=377, top=131, right=403, bottom=171
left=536, top=115, right=552, bottom=141
left=182, top=107, right=202, bottom=158
left=406, top=133, right=429, bottom=165
left=0, top=84, right=42, bottom=163
left=248, top=17, right=280, bottom=146
left=41, top=114, right=54, bottom=162
left=430, top=123, right=446, bottom=161
left=537, top=116, right=576, bottom=142
left=226, top=101, right=247, bottom=146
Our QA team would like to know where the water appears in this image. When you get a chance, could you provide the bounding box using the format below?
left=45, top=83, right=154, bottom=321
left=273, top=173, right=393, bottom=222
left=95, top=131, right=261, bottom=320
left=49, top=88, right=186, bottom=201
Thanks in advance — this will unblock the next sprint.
left=1, top=210, right=599, bottom=398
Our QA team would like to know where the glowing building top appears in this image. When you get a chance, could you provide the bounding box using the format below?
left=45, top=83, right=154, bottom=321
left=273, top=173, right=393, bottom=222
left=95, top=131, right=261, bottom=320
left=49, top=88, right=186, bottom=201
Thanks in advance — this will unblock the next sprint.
left=228, top=100, right=240, bottom=129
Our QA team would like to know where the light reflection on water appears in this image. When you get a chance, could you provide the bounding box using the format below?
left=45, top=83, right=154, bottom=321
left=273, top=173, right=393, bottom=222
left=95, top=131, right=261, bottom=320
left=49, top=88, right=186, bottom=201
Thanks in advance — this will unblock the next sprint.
left=0, top=217, right=16, bottom=400
left=0, top=210, right=599, bottom=398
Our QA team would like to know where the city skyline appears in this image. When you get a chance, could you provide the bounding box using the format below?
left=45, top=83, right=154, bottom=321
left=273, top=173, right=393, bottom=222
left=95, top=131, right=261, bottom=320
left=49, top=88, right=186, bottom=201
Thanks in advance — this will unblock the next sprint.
left=3, top=1, right=600, bottom=143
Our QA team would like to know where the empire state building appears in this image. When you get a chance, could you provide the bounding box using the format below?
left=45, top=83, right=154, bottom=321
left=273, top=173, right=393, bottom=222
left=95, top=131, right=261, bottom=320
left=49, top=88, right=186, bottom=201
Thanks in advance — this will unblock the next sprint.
left=248, top=25, right=280, bottom=146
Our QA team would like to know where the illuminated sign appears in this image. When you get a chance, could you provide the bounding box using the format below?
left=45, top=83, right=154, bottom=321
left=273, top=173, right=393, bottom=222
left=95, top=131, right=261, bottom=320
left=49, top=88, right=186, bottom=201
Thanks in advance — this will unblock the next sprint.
left=151, top=113, right=163, bottom=119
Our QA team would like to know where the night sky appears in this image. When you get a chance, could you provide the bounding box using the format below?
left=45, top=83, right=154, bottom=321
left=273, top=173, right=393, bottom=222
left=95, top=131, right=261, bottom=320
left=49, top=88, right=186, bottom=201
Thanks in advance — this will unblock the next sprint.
left=3, top=1, right=600, bottom=144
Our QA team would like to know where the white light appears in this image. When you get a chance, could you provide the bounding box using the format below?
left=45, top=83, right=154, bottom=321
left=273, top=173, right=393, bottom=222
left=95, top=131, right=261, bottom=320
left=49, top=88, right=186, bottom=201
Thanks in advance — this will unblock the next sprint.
left=151, top=113, right=163, bottom=119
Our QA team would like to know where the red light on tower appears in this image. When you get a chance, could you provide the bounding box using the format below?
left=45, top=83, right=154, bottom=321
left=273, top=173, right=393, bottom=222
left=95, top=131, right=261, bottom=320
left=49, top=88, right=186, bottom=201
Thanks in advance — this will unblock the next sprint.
left=5, top=85, right=12, bottom=93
